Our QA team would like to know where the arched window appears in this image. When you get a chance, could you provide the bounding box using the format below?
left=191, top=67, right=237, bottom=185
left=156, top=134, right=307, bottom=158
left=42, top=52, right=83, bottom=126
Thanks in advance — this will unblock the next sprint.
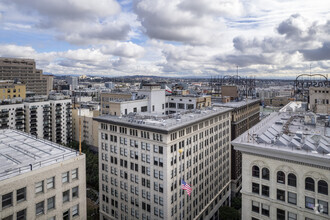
left=305, top=177, right=315, bottom=191
left=252, top=166, right=260, bottom=178
left=262, top=168, right=269, bottom=180
left=277, top=171, right=285, bottom=184
left=318, top=180, right=328, bottom=195
left=288, top=173, right=297, bottom=187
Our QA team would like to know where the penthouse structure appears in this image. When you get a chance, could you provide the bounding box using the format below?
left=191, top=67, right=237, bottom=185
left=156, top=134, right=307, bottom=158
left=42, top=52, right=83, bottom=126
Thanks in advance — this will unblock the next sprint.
left=166, top=95, right=211, bottom=115
left=0, top=58, right=53, bottom=96
left=95, top=107, right=232, bottom=220
left=309, top=87, right=330, bottom=114
left=0, top=129, right=86, bottom=220
left=214, top=99, right=260, bottom=197
left=232, top=102, right=330, bottom=220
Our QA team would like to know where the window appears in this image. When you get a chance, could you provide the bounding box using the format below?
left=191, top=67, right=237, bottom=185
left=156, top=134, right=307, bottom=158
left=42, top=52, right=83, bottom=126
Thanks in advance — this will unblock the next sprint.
left=277, top=208, right=285, bottom=220
left=262, top=168, right=269, bottom=180
left=288, top=192, right=297, bottom=205
left=288, top=173, right=296, bottom=187
left=305, top=196, right=315, bottom=209
left=288, top=212, right=297, bottom=220
left=262, top=185, right=269, bottom=197
left=35, top=181, right=44, bottom=193
left=72, top=204, right=79, bottom=217
left=72, top=168, right=78, bottom=180
left=277, top=171, right=285, bottom=184
left=17, top=187, right=26, bottom=203
left=2, top=215, right=13, bottom=220
left=63, top=210, right=70, bottom=220
left=72, top=186, right=79, bottom=198
left=47, top=196, right=55, bottom=210
left=2, top=192, right=13, bottom=208
left=48, top=217, right=56, bottom=220
left=63, top=190, right=70, bottom=203
left=16, top=209, right=26, bottom=220
left=277, top=189, right=285, bottom=201
left=36, top=201, right=44, bottom=215
left=318, top=200, right=328, bottom=214
left=318, top=180, right=328, bottom=195
left=252, top=166, right=260, bottom=178
left=252, top=165, right=259, bottom=177
left=62, top=172, right=69, bottom=183
left=261, top=204, right=269, bottom=216
left=47, top=177, right=55, bottom=189
left=305, top=177, right=315, bottom=191
left=252, top=183, right=259, bottom=194
left=252, top=201, right=259, bottom=213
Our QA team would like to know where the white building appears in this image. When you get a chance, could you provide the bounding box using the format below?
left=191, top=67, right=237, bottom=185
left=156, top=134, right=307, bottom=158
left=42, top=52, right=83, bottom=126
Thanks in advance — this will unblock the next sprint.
left=165, top=95, right=211, bottom=114
left=0, top=129, right=86, bottom=220
left=67, top=77, right=78, bottom=90
left=232, top=104, right=330, bottom=220
left=95, top=107, right=232, bottom=220
left=0, top=98, right=72, bottom=145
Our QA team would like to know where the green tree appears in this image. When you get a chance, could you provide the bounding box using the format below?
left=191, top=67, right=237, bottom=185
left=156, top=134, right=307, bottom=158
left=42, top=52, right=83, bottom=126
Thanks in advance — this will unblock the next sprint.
left=218, top=206, right=240, bottom=220
left=232, top=196, right=242, bottom=210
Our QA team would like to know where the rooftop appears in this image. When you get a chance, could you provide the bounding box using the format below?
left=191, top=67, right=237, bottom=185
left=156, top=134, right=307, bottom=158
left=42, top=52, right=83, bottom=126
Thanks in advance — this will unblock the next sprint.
left=213, top=99, right=260, bottom=108
left=233, top=111, right=330, bottom=166
left=0, top=129, right=80, bottom=181
left=95, top=107, right=231, bottom=133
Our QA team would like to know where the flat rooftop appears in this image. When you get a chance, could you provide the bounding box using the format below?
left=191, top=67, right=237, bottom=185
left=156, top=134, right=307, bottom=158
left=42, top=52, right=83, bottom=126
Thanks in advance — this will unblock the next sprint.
left=0, top=130, right=80, bottom=181
left=213, top=99, right=260, bottom=108
left=233, top=111, right=330, bottom=166
left=95, top=107, right=231, bottom=133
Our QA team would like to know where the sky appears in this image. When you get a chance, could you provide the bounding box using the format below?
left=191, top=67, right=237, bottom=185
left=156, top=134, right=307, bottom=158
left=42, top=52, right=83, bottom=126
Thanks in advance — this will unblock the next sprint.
left=0, top=0, right=329, bottom=78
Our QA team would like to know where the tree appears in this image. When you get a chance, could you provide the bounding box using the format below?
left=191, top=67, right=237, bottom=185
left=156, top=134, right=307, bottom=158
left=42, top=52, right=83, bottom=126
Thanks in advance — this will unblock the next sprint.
left=218, top=206, right=240, bottom=220
left=232, top=196, right=242, bottom=210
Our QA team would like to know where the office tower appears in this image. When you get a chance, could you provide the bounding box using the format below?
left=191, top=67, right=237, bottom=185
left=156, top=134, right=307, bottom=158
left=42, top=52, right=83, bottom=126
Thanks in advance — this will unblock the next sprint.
left=67, top=77, right=78, bottom=90
left=0, top=129, right=86, bottom=219
left=95, top=107, right=232, bottom=220
left=214, top=99, right=260, bottom=197
left=0, top=58, right=52, bottom=96
left=232, top=102, right=330, bottom=220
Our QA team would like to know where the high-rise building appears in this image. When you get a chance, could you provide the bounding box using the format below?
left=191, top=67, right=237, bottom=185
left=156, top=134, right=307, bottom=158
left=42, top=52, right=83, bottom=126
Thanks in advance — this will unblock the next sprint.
left=95, top=107, right=232, bottom=220
left=0, top=129, right=86, bottom=220
left=214, top=99, right=260, bottom=197
left=0, top=80, right=26, bottom=100
left=67, top=77, right=78, bottom=90
left=0, top=97, right=72, bottom=144
left=232, top=102, right=330, bottom=220
left=0, top=58, right=52, bottom=95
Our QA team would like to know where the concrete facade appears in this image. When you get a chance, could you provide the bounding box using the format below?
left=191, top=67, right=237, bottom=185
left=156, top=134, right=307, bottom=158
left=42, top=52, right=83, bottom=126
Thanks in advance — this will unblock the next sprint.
left=214, top=99, right=260, bottom=197
left=95, top=107, right=233, bottom=220
left=309, top=87, right=330, bottom=114
left=166, top=95, right=211, bottom=114
left=0, top=130, right=86, bottom=220
left=233, top=108, right=330, bottom=220
left=0, top=81, right=26, bottom=100
left=72, top=108, right=99, bottom=148
left=0, top=58, right=51, bottom=96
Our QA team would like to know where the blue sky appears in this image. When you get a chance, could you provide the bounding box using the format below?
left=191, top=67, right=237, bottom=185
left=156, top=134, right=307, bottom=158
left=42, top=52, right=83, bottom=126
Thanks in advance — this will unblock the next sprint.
left=0, top=0, right=329, bottom=78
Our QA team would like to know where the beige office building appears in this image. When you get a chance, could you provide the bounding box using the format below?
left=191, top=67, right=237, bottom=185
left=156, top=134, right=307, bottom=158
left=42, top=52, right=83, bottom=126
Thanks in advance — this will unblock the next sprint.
left=0, top=129, right=86, bottom=220
left=95, top=107, right=232, bottom=220
left=0, top=58, right=52, bottom=96
left=309, top=87, right=330, bottom=114
left=72, top=108, right=99, bottom=148
left=232, top=105, right=330, bottom=220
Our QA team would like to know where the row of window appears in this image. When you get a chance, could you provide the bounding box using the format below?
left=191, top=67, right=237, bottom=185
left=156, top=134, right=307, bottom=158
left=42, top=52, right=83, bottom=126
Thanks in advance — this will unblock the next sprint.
left=252, top=166, right=328, bottom=195
left=1, top=204, right=79, bottom=220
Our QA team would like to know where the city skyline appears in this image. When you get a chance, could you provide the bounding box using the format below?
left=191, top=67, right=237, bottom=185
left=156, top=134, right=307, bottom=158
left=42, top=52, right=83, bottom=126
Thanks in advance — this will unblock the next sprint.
left=0, top=0, right=329, bottom=78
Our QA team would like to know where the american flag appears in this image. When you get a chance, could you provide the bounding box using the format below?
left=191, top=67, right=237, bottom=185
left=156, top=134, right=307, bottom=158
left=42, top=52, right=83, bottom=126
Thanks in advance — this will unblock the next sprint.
left=181, top=179, right=192, bottom=196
